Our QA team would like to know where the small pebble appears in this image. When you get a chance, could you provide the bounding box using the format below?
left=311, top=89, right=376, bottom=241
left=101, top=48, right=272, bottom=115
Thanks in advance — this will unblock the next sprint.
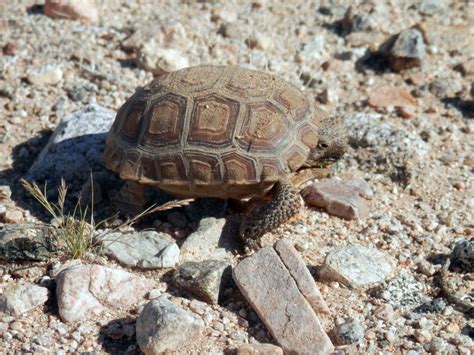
left=27, top=65, right=63, bottom=86
left=334, top=318, right=365, bottom=345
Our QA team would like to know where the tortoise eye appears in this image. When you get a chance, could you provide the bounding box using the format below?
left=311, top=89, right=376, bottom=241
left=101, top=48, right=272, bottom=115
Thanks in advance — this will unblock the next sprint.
left=318, top=142, right=329, bottom=149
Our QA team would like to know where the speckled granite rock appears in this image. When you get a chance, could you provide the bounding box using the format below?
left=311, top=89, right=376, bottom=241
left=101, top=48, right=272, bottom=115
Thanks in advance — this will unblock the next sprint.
left=27, top=104, right=115, bottom=184
left=56, top=263, right=154, bottom=323
left=136, top=297, right=204, bottom=354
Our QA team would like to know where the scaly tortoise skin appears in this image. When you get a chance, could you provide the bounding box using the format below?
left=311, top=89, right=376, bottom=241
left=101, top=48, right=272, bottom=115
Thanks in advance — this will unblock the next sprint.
left=102, top=65, right=346, bottom=246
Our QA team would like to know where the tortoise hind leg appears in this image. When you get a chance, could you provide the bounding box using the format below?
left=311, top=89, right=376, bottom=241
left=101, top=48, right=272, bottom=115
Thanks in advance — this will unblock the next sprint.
left=240, top=179, right=302, bottom=249
left=112, top=181, right=150, bottom=215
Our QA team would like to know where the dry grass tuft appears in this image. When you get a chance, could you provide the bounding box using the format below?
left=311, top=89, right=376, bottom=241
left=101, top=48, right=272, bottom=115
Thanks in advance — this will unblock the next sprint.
left=21, top=177, right=192, bottom=259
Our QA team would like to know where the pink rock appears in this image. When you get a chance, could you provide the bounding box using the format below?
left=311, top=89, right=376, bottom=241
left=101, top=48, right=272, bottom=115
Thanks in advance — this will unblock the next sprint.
left=236, top=343, right=283, bottom=355
left=459, top=59, right=474, bottom=77
left=368, top=87, right=416, bottom=107
left=44, top=0, right=99, bottom=23
left=302, top=178, right=373, bottom=220
left=274, top=240, right=330, bottom=315
left=233, top=240, right=333, bottom=354
left=56, top=264, right=154, bottom=323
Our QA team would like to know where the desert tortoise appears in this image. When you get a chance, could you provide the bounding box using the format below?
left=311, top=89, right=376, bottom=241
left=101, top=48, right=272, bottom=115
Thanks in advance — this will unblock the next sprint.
left=102, top=65, right=346, bottom=245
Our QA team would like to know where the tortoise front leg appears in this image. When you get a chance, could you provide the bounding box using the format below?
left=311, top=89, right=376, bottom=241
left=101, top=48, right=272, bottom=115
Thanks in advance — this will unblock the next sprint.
left=240, top=179, right=302, bottom=249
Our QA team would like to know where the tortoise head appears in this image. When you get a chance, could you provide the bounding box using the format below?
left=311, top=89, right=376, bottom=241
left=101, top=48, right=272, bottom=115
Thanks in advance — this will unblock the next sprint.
left=304, top=115, right=347, bottom=167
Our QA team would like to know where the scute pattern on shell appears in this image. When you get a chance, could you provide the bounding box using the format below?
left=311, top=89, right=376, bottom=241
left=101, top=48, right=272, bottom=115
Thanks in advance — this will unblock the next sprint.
left=103, top=65, right=324, bottom=199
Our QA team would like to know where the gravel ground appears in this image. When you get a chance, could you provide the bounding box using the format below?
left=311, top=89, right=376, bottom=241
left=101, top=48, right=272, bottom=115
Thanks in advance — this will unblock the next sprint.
left=0, top=0, right=473, bottom=353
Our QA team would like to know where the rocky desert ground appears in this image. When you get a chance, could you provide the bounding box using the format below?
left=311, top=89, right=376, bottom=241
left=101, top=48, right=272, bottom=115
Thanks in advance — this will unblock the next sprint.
left=0, top=0, right=473, bottom=354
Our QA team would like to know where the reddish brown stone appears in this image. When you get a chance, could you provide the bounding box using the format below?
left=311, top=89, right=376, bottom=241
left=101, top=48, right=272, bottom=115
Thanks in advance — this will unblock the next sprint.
left=2, top=42, right=18, bottom=56
left=0, top=208, right=24, bottom=224
left=406, top=73, right=426, bottom=86
left=233, top=240, right=333, bottom=354
left=274, top=240, right=330, bottom=315
left=368, top=87, right=416, bottom=107
left=302, top=178, right=373, bottom=220
left=459, top=59, right=474, bottom=77
left=44, top=0, right=99, bottom=22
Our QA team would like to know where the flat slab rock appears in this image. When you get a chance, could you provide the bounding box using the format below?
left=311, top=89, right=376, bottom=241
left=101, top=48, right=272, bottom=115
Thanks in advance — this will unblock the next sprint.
left=320, top=245, right=395, bottom=288
left=302, top=177, right=373, bottom=220
left=98, top=230, right=179, bottom=269
left=233, top=239, right=333, bottom=354
left=56, top=264, right=154, bottom=323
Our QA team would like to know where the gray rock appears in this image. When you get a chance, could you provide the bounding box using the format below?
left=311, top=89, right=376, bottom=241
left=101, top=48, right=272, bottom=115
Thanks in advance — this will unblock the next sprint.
left=320, top=245, right=394, bottom=288
left=451, top=239, right=473, bottom=272
left=302, top=178, right=373, bottom=220
left=56, top=264, right=154, bottom=323
left=319, top=3, right=347, bottom=17
left=27, top=104, right=115, bottom=184
left=180, top=217, right=235, bottom=263
left=0, top=224, right=54, bottom=262
left=381, top=29, right=425, bottom=72
left=374, top=272, right=428, bottom=311
left=424, top=338, right=450, bottom=354
left=136, top=297, right=204, bottom=354
left=347, top=113, right=429, bottom=185
left=173, top=259, right=230, bottom=305
left=98, top=230, right=179, bottom=269
left=236, top=343, right=283, bottom=355
left=334, top=318, right=365, bottom=345
left=0, top=283, right=49, bottom=316
left=347, top=113, right=429, bottom=158
left=233, top=240, right=333, bottom=354
left=300, top=35, right=326, bottom=62
left=418, top=0, right=449, bottom=16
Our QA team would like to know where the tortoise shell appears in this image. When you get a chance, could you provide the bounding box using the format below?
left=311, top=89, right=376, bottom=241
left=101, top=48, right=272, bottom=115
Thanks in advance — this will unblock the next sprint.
left=103, top=65, right=327, bottom=199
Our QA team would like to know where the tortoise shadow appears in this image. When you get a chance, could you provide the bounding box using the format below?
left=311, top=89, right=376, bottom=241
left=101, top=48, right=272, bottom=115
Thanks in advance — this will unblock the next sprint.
left=1, top=129, right=244, bottom=254
left=0, top=129, right=53, bottom=222
left=0, top=130, right=116, bottom=222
